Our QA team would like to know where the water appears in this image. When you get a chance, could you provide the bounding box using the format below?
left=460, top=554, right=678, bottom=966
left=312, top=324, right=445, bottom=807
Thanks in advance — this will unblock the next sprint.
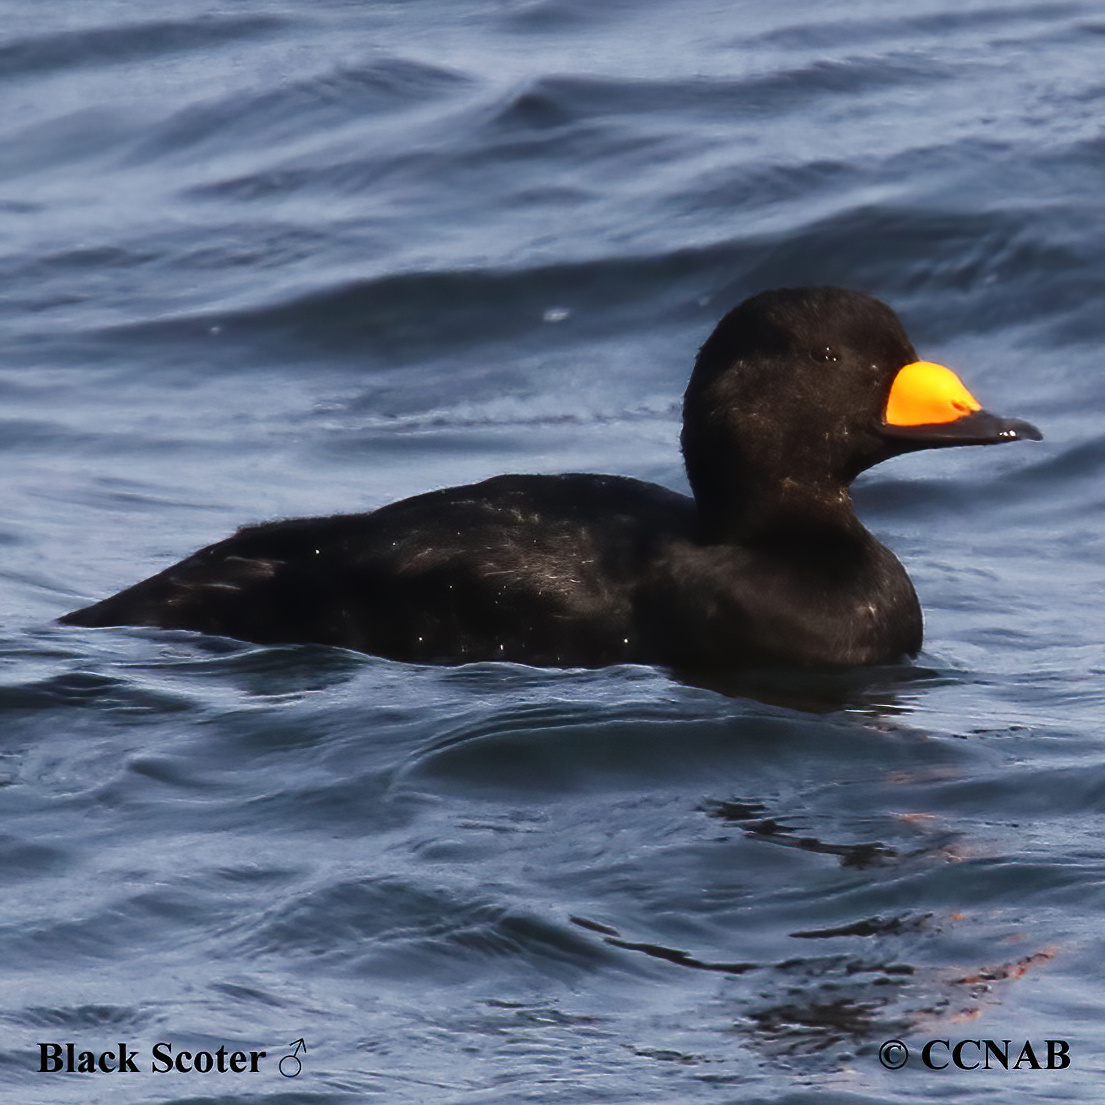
left=2, top=1, right=1103, bottom=1101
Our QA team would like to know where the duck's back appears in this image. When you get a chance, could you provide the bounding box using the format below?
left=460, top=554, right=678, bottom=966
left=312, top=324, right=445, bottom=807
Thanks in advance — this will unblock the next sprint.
left=61, top=474, right=699, bottom=667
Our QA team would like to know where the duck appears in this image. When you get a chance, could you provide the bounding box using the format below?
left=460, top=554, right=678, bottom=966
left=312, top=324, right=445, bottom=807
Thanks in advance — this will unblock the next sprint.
left=60, top=286, right=1040, bottom=670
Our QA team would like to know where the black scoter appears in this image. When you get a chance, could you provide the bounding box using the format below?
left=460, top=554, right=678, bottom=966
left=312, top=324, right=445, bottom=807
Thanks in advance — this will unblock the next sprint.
left=61, top=287, right=1040, bottom=669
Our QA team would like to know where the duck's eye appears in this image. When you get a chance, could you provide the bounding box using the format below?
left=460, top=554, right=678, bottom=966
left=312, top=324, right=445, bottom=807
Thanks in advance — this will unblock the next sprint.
left=812, top=346, right=839, bottom=364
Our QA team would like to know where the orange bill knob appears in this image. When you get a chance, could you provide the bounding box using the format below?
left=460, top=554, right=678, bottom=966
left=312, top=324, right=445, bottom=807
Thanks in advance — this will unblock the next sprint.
left=879, top=360, right=1041, bottom=446
left=884, top=361, right=982, bottom=426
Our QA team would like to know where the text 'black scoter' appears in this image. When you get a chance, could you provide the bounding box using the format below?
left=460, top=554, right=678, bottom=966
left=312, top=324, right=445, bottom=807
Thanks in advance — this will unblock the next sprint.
left=61, top=287, right=1041, bottom=670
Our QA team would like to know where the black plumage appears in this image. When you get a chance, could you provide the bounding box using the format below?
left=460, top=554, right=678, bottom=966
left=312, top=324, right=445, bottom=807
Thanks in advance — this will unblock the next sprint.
left=61, top=287, right=1040, bottom=670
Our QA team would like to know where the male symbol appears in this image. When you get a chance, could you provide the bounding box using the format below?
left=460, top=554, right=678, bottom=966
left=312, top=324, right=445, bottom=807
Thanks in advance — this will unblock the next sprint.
left=279, top=1038, right=306, bottom=1078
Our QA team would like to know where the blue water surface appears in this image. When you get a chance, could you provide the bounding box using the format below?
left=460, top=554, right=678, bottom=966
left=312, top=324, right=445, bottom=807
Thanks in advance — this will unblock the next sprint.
left=2, top=1, right=1104, bottom=1102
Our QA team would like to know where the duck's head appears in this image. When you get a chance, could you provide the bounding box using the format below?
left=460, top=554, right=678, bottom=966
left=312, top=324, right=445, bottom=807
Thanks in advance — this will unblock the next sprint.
left=682, top=286, right=1040, bottom=538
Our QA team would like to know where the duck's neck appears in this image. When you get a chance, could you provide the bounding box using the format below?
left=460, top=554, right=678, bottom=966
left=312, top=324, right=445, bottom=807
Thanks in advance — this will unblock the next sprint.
left=692, top=477, right=863, bottom=548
